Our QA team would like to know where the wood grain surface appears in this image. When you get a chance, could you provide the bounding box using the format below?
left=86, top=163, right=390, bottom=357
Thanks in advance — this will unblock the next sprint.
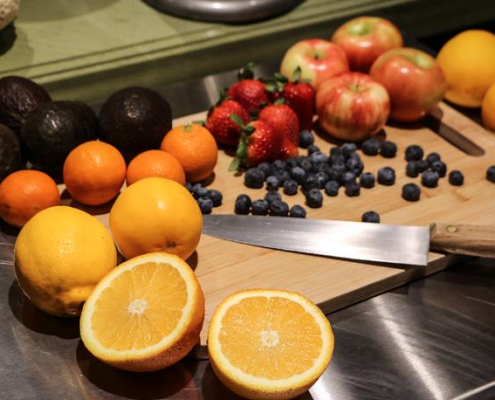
left=81, top=102, right=495, bottom=347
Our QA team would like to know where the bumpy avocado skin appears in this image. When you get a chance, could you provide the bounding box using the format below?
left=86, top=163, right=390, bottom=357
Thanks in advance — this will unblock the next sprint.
left=20, top=101, right=99, bottom=174
left=99, top=87, right=172, bottom=161
left=0, top=76, right=52, bottom=135
left=0, top=124, right=23, bottom=182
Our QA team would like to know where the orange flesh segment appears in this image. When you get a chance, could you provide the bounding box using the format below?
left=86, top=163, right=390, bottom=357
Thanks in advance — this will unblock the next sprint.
left=218, top=296, right=323, bottom=380
left=91, top=262, right=187, bottom=351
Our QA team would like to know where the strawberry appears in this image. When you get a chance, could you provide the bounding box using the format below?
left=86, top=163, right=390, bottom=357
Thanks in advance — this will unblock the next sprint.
left=205, top=100, right=250, bottom=147
left=225, top=63, right=270, bottom=114
left=279, top=139, right=299, bottom=160
left=229, top=117, right=282, bottom=170
left=258, top=104, right=300, bottom=148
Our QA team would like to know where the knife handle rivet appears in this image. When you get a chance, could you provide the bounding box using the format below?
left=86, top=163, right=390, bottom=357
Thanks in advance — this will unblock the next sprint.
left=446, top=225, right=458, bottom=233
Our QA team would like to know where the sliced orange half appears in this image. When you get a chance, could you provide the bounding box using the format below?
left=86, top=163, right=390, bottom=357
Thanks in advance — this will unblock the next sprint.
left=207, top=289, right=334, bottom=400
left=80, top=252, right=205, bottom=372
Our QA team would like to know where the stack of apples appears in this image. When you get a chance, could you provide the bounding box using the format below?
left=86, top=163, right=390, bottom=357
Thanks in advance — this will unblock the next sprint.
left=280, top=16, right=447, bottom=142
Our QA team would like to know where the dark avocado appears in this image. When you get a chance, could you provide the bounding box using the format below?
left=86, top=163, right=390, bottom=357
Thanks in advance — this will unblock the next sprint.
left=20, top=101, right=99, bottom=174
left=0, top=124, right=23, bottom=182
left=99, top=87, right=172, bottom=161
left=0, top=76, right=52, bottom=135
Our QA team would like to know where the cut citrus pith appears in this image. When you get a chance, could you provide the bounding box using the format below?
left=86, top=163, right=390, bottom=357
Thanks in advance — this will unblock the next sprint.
left=80, top=252, right=205, bottom=372
left=207, top=289, right=334, bottom=400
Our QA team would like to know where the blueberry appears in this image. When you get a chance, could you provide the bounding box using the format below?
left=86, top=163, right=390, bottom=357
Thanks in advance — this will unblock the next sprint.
left=346, top=156, right=364, bottom=175
left=302, top=174, right=320, bottom=192
left=305, top=188, right=323, bottom=208
left=426, top=152, right=441, bottom=166
left=289, top=205, right=306, bottom=218
left=359, top=172, right=375, bottom=188
left=234, top=194, right=251, bottom=215
left=274, top=170, right=290, bottom=186
left=362, top=211, right=380, bottom=223
left=257, top=161, right=273, bottom=176
left=307, top=144, right=321, bottom=155
left=416, top=159, right=429, bottom=173
left=272, top=159, right=287, bottom=171
left=309, top=151, right=328, bottom=165
left=331, top=161, right=346, bottom=175
left=264, top=191, right=282, bottom=204
left=290, top=166, right=307, bottom=184
left=329, top=151, right=345, bottom=165
left=316, top=162, right=331, bottom=174
left=340, top=171, right=356, bottom=185
left=206, top=189, right=223, bottom=207
left=315, top=171, right=329, bottom=188
left=345, top=181, right=361, bottom=197
left=340, top=143, right=357, bottom=158
left=192, top=183, right=208, bottom=199
left=380, top=141, right=398, bottom=158
left=283, top=179, right=299, bottom=195
left=377, top=167, right=396, bottom=185
left=406, top=161, right=420, bottom=178
left=405, top=145, right=424, bottom=161
left=300, top=158, right=313, bottom=173
left=251, top=199, right=269, bottom=215
left=286, top=158, right=299, bottom=169
left=329, top=147, right=342, bottom=157
left=185, top=182, right=193, bottom=192
left=327, top=168, right=341, bottom=183
left=402, top=183, right=421, bottom=201
left=269, top=200, right=290, bottom=216
left=431, top=160, right=447, bottom=177
left=266, top=175, right=281, bottom=191
left=197, top=197, right=213, bottom=214
left=487, top=166, right=495, bottom=183
left=324, top=180, right=340, bottom=196
left=299, top=130, right=314, bottom=148
left=361, top=137, right=380, bottom=156
left=244, top=167, right=265, bottom=189
left=449, top=170, right=464, bottom=186
left=421, top=170, right=440, bottom=188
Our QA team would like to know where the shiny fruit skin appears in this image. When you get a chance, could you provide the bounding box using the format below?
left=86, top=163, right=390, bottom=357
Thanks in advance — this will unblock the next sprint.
left=331, top=16, right=403, bottom=73
left=316, top=72, right=390, bottom=141
left=437, top=30, right=495, bottom=108
left=482, top=82, right=495, bottom=132
left=126, top=150, right=185, bottom=186
left=370, top=47, right=447, bottom=122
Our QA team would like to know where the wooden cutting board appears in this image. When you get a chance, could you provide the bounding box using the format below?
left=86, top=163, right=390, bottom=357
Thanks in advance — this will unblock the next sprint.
left=87, top=102, right=494, bottom=347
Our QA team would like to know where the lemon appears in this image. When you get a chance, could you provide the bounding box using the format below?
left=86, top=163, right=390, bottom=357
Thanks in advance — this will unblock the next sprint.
left=437, top=30, right=495, bottom=108
left=14, top=206, right=117, bottom=316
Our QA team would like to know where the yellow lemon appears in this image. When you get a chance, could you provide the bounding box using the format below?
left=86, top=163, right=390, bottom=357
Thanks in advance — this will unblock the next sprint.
left=437, top=30, right=495, bottom=107
left=14, top=206, right=117, bottom=316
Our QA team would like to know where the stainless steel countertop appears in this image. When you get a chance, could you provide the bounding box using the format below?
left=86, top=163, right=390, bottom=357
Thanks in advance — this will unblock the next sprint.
left=2, top=62, right=495, bottom=400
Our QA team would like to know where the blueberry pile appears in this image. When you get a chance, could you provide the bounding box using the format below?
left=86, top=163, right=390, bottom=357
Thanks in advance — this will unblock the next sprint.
left=186, top=182, right=223, bottom=214
left=234, top=193, right=305, bottom=218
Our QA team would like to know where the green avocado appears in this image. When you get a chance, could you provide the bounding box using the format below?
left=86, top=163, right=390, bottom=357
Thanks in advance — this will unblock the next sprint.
left=0, top=124, right=23, bottom=183
left=99, top=87, right=172, bottom=161
left=0, top=76, right=52, bottom=136
left=20, top=101, right=99, bottom=175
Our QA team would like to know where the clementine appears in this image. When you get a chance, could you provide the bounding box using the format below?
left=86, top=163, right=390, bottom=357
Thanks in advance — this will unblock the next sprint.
left=161, top=124, right=218, bottom=182
left=0, top=170, right=60, bottom=228
left=126, top=150, right=186, bottom=186
left=63, top=140, right=126, bottom=206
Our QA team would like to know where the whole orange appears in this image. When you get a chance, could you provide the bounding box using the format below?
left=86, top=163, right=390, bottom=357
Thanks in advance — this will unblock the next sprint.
left=437, top=30, right=495, bottom=107
left=482, top=82, right=495, bottom=132
left=63, top=141, right=126, bottom=206
left=126, top=150, right=186, bottom=186
left=161, top=124, right=218, bottom=182
left=0, top=170, right=60, bottom=228
left=109, top=177, right=202, bottom=260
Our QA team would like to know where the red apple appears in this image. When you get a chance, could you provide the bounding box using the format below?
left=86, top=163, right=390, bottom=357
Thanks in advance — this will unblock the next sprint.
left=370, top=47, right=447, bottom=122
left=316, top=72, right=390, bottom=141
left=280, top=39, right=349, bottom=89
left=331, top=16, right=403, bottom=73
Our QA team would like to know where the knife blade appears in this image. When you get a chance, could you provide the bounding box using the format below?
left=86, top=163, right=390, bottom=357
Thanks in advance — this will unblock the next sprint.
left=202, top=214, right=430, bottom=266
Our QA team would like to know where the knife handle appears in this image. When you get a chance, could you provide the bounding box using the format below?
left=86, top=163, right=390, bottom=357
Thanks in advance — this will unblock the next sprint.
left=430, top=223, right=495, bottom=258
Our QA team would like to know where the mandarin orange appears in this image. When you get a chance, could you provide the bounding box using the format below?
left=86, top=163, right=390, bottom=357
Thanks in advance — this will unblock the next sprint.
left=126, top=150, right=185, bottom=186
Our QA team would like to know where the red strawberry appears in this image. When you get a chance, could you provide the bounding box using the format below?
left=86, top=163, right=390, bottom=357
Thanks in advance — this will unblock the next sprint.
left=226, top=80, right=270, bottom=114
left=282, top=80, right=316, bottom=131
left=230, top=119, right=282, bottom=170
left=205, top=100, right=250, bottom=147
left=258, top=104, right=300, bottom=147
left=279, top=139, right=299, bottom=160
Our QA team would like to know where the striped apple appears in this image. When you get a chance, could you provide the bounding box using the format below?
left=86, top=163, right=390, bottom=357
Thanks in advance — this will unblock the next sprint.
left=280, top=39, right=349, bottom=89
left=316, top=72, right=390, bottom=141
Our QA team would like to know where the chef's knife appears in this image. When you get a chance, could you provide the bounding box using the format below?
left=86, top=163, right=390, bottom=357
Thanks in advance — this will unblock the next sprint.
left=202, top=214, right=495, bottom=266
